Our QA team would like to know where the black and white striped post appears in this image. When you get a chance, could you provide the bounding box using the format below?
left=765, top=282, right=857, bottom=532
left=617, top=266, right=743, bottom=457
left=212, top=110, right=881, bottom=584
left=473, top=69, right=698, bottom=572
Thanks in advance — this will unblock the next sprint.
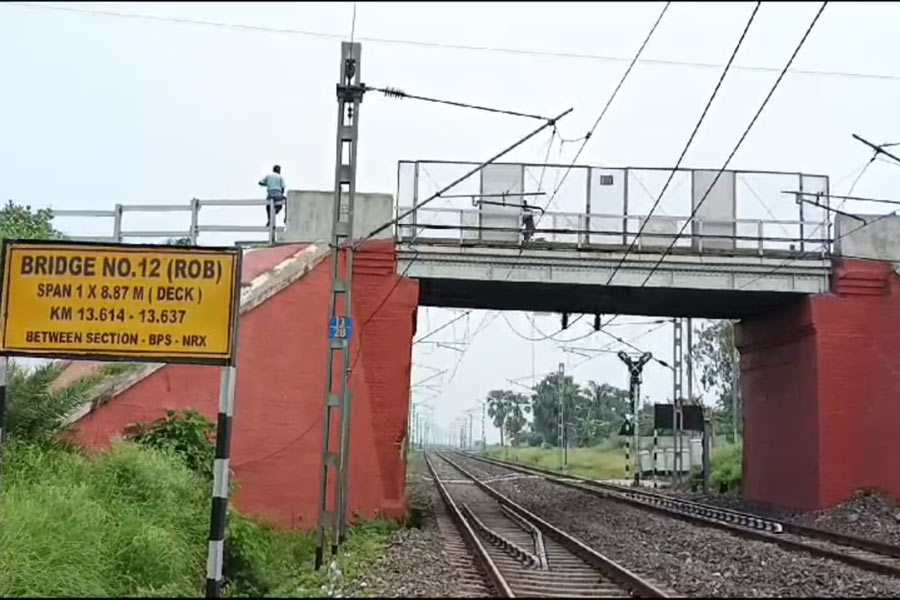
left=0, top=356, right=7, bottom=496
left=205, top=364, right=238, bottom=598
left=652, top=429, right=658, bottom=489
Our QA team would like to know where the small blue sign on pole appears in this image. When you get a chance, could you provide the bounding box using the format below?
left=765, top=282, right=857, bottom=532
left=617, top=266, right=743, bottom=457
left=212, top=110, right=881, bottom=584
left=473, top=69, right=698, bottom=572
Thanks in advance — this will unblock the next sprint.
left=329, top=316, right=353, bottom=340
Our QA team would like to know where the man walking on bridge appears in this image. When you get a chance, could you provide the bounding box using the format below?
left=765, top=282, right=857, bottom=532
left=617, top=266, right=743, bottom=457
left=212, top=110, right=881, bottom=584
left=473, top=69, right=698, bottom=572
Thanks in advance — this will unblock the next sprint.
left=521, top=199, right=536, bottom=243
left=259, top=164, right=286, bottom=227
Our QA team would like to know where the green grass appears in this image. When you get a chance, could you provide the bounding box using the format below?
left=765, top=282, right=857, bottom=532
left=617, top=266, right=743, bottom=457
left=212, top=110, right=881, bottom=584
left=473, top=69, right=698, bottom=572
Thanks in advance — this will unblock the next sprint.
left=0, top=441, right=209, bottom=597
left=0, top=441, right=397, bottom=598
left=487, top=445, right=628, bottom=480
left=269, top=520, right=397, bottom=598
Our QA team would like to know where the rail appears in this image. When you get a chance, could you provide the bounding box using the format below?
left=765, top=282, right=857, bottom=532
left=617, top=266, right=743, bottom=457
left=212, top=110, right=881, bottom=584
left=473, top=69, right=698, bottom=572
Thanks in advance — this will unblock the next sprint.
left=397, top=206, right=832, bottom=256
left=461, top=452, right=900, bottom=580
left=52, top=198, right=285, bottom=246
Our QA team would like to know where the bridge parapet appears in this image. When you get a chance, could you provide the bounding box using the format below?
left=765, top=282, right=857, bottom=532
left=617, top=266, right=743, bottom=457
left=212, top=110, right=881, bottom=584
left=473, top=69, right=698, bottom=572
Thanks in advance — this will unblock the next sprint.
left=398, top=205, right=830, bottom=258
left=397, top=160, right=832, bottom=257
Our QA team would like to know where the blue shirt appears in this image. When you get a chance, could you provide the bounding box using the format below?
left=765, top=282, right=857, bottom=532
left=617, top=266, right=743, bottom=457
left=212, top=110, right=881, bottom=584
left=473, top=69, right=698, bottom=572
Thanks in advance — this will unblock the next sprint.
left=259, top=173, right=285, bottom=197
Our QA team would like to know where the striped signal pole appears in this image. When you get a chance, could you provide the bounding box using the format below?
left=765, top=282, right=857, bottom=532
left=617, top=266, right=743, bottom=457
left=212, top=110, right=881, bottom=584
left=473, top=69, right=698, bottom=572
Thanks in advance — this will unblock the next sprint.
left=205, top=365, right=238, bottom=598
left=652, top=429, right=659, bottom=489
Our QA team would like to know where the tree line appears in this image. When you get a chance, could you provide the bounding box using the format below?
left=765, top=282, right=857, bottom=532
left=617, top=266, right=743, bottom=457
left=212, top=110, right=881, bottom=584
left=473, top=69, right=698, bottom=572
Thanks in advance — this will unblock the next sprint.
left=485, top=321, right=740, bottom=448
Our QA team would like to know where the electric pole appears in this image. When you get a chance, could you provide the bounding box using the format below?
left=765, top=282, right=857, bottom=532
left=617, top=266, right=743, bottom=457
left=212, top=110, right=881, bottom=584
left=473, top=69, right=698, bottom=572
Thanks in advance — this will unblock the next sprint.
left=481, top=400, right=486, bottom=454
left=314, top=41, right=366, bottom=570
left=686, top=318, right=693, bottom=474
left=618, top=350, right=652, bottom=486
left=557, top=362, right=566, bottom=471
left=672, top=318, right=684, bottom=486
left=732, top=339, right=740, bottom=444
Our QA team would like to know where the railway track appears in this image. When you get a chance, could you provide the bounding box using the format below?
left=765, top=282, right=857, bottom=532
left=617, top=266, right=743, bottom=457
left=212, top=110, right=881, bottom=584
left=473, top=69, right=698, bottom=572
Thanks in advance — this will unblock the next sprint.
left=461, top=452, right=900, bottom=580
left=426, top=451, right=669, bottom=598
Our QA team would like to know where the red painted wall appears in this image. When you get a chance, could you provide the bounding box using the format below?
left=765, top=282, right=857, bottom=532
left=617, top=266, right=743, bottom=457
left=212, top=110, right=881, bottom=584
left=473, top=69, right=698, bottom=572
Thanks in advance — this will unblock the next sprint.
left=72, top=241, right=419, bottom=529
left=739, top=259, right=900, bottom=510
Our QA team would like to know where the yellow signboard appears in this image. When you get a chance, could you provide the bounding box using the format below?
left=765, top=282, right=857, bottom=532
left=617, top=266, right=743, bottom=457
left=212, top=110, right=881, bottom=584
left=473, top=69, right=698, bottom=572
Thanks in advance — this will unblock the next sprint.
left=0, top=241, right=242, bottom=365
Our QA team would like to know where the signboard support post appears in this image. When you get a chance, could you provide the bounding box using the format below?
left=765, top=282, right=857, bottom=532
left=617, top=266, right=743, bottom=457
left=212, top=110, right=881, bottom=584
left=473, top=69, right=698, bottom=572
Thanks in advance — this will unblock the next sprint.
left=0, top=356, right=7, bottom=499
left=205, top=363, right=239, bottom=598
left=315, top=41, right=365, bottom=570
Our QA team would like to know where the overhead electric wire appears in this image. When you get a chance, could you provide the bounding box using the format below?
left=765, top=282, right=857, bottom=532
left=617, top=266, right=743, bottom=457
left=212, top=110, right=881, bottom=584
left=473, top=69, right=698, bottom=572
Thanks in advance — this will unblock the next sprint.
left=366, top=86, right=553, bottom=121
left=348, top=107, right=570, bottom=358
left=356, top=111, right=567, bottom=355
left=638, top=1, right=829, bottom=288
left=605, top=2, right=761, bottom=287
left=507, top=320, right=670, bottom=385
left=413, top=310, right=474, bottom=344
left=738, top=173, right=900, bottom=291
left=356, top=106, right=572, bottom=245
left=793, top=191, right=900, bottom=207
left=9, top=1, right=899, bottom=83
left=737, top=205, right=897, bottom=290
left=443, top=310, right=502, bottom=388
left=490, top=2, right=670, bottom=344
left=537, top=1, right=671, bottom=218
left=501, top=312, right=597, bottom=344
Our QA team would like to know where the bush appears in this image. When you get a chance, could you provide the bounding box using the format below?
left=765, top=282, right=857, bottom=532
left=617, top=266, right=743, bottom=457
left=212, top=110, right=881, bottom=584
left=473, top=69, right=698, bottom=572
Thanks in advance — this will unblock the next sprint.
left=710, top=443, right=742, bottom=493
left=125, top=409, right=216, bottom=480
left=224, top=513, right=276, bottom=597
left=4, top=361, right=99, bottom=445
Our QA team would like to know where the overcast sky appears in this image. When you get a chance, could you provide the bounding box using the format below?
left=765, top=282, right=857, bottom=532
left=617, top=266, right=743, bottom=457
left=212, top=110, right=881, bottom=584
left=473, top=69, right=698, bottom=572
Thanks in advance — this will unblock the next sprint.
left=2, top=2, right=899, bottom=444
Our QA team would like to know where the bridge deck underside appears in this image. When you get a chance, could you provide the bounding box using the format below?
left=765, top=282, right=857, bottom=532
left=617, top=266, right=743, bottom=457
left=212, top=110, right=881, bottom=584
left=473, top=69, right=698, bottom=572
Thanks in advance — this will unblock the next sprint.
left=415, top=277, right=805, bottom=319
left=399, top=242, right=831, bottom=319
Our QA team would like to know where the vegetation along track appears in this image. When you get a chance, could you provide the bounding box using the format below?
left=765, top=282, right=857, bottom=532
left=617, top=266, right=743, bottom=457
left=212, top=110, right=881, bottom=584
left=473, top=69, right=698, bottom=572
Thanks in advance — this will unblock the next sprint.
left=461, top=452, right=900, bottom=580
left=425, top=451, right=669, bottom=598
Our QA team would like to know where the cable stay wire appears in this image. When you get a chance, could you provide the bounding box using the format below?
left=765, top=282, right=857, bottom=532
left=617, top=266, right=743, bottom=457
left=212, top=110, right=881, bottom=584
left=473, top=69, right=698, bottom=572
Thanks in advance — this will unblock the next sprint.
left=366, top=86, right=554, bottom=122
left=9, top=1, right=900, bottom=83
left=838, top=154, right=878, bottom=210
left=785, top=154, right=886, bottom=246
left=413, top=310, right=473, bottom=344
left=637, top=1, right=829, bottom=289
left=356, top=106, right=572, bottom=245
left=605, top=2, right=761, bottom=287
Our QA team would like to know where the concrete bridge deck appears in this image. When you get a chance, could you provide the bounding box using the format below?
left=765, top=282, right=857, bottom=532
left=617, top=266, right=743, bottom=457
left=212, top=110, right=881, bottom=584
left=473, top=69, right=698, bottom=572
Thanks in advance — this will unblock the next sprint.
left=400, top=240, right=830, bottom=318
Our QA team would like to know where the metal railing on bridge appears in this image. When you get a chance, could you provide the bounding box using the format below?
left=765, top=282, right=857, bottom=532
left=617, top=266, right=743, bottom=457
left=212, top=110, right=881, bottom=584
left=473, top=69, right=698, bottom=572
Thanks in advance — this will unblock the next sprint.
left=52, top=198, right=284, bottom=246
left=397, top=206, right=831, bottom=256
left=396, top=160, right=832, bottom=256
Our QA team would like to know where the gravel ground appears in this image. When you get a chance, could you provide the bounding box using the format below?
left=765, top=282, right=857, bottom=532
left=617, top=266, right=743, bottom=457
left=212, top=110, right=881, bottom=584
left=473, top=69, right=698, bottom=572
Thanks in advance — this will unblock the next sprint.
left=337, top=454, right=480, bottom=598
left=673, top=488, right=900, bottom=547
left=455, top=456, right=900, bottom=598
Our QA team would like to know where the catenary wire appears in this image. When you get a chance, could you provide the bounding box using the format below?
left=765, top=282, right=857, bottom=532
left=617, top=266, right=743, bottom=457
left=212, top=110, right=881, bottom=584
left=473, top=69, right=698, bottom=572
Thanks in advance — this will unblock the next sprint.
left=605, top=2, right=761, bottom=286
left=8, top=1, right=900, bottom=83
left=637, top=1, right=829, bottom=288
